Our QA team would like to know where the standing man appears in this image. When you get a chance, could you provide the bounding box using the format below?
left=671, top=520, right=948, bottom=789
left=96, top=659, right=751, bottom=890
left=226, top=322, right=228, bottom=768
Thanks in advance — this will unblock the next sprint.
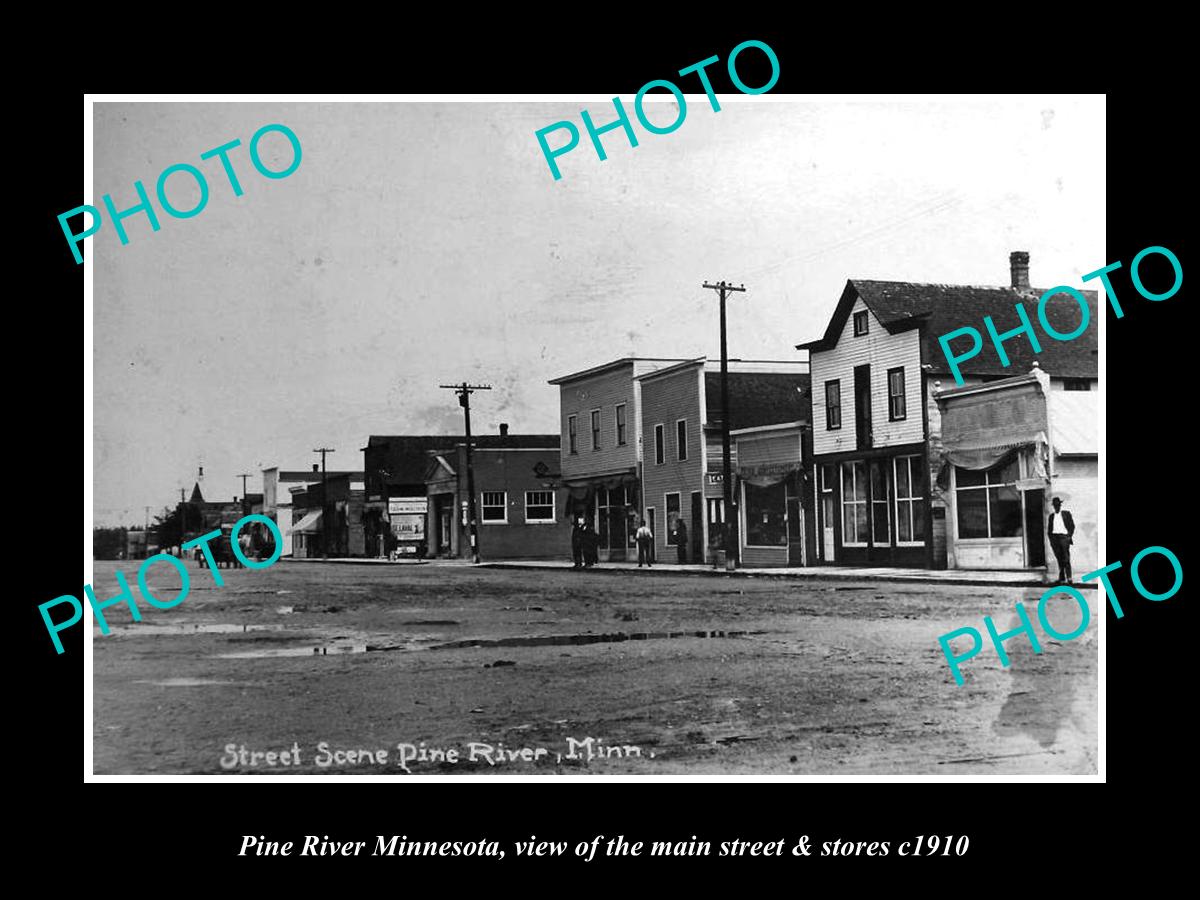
left=1047, top=496, right=1075, bottom=584
left=571, top=517, right=584, bottom=569
left=674, top=519, right=688, bottom=565
left=636, top=518, right=654, bottom=568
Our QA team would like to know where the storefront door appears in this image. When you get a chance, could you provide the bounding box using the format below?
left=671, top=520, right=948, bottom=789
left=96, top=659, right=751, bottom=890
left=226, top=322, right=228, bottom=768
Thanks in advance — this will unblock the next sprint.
left=787, top=496, right=804, bottom=566
left=820, top=464, right=836, bottom=562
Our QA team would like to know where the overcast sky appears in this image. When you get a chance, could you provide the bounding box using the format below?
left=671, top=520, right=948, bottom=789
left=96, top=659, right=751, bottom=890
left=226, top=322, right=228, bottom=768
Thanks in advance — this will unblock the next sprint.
left=91, top=97, right=1104, bottom=526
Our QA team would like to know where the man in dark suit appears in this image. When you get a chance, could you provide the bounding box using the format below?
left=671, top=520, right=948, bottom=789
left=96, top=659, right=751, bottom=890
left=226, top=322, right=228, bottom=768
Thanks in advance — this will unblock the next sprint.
left=1047, top=497, right=1075, bottom=584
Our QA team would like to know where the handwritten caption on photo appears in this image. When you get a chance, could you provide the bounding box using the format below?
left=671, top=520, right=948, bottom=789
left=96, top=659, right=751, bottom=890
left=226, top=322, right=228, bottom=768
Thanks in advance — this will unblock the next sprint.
left=221, top=736, right=655, bottom=772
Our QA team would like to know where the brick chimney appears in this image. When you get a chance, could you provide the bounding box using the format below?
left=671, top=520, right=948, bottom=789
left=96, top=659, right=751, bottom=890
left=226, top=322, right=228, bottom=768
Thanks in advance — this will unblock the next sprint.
left=499, top=423, right=509, bottom=437
left=312, top=463, right=319, bottom=472
left=1010, top=251, right=1030, bottom=291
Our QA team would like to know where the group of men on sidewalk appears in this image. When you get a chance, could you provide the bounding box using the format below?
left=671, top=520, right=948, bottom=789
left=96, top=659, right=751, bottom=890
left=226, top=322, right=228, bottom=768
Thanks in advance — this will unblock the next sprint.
left=570, top=517, right=689, bottom=569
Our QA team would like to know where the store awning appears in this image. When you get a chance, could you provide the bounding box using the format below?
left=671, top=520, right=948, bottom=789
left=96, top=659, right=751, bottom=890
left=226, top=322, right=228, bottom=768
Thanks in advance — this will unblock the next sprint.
left=288, top=509, right=323, bottom=534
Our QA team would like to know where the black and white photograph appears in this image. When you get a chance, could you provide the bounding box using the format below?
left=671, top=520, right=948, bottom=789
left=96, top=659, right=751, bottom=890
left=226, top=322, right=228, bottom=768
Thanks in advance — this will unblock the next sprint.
left=84, top=94, right=1104, bottom=777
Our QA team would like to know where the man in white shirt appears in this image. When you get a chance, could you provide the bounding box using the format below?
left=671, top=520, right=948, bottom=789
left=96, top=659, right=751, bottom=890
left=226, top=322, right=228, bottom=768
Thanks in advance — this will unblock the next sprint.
left=1047, top=497, right=1076, bottom=584
left=636, top=519, right=654, bottom=568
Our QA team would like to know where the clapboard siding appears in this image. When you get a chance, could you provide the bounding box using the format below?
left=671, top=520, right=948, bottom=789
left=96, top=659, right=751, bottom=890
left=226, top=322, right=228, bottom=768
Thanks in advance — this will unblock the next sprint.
left=559, top=365, right=641, bottom=480
left=640, top=365, right=704, bottom=553
left=811, top=297, right=924, bottom=455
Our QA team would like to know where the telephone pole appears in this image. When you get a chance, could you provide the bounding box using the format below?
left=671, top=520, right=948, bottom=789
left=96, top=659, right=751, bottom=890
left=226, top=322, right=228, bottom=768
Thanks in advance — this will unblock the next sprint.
left=440, top=382, right=492, bottom=563
left=313, top=448, right=335, bottom=558
left=702, top=280, right=746, bottom=571
left=178, top=487, right=187, bottom=555
left=236, top=473, right=252, bottom=516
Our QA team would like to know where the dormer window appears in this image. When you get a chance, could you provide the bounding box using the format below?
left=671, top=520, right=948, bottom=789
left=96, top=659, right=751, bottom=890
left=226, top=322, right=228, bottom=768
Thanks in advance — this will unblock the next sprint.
left=853, top=310, right=869, bottom=336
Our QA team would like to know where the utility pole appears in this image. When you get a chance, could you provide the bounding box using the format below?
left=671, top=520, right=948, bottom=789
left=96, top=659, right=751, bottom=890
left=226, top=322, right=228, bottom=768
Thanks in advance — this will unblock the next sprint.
left=313, top=448, right=335, bottom=559
left=178, top=487, right=187, bottom=556
left=237, top=473, right=252, bottom=516
left=702, top=280, right=746, bottom=571
left=439, top=382, right=492, bottom=563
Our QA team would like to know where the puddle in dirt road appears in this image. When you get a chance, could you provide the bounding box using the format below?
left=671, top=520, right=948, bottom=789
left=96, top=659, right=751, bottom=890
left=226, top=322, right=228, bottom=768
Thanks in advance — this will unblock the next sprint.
left=208, top=629, right=765, bottom=660
left=431, top=630, right=765, bottom=650
left=133, top=678, right=241, bottom=687
left=216, top=644, right=369, bottom=659
left=102, top=623, right=289, bottom=636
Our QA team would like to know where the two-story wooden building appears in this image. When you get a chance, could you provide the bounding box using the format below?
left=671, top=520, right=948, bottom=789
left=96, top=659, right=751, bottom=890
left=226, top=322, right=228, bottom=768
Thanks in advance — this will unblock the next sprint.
left=548, top=358, right=685, bottom=561
left=636, top=358, right=812, bottom=566
left=796, top=252, right=1097, bottom=570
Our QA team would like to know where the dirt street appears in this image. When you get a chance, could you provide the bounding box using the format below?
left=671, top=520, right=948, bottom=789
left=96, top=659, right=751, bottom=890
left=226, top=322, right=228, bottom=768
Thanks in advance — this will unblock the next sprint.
left=90, top=559, right=1097, bottom=775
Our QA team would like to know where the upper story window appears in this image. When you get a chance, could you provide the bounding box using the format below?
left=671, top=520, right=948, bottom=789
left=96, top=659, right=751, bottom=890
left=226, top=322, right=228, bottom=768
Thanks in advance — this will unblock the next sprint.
left=654, top=424, right=664, bottom=465
left=616, top=404, right=627, bottom=445
left=853, top=310, right=869, bottom=336
left=676, top=419, right=688, bottom=461
left=591, top=409, right=601, bottom=450
left=825, top=380, right=842, bottom=430
left=887, top=367, right=907, bottom=421
left=1063, top=379, right=1091, bottom=391
left=567, top=415, right=577, bottom=454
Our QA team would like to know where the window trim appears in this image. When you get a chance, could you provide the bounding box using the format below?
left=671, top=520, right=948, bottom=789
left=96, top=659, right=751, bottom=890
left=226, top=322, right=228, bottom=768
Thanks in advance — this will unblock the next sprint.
left=892, top=455, right=926, bottom=546
left=524, top=490, right=556, bottom=524
left=887, top=366, right=907, bottom=422
left=853, top=310, right=869, bottom=336
left=952, top=462, right=1022, bottom=542
left=825, top=380, right=842, bottom=430
left=676, top=418, right=688, bottom=461
left=590, top=408, right=602, bottom=451
left=480, top=490, right=508, bottom=525
left=841, top=460, right=868, bottom=547
left=654, top=423, right=665, bottom=465
left=567, top=414, right=577, bottom=455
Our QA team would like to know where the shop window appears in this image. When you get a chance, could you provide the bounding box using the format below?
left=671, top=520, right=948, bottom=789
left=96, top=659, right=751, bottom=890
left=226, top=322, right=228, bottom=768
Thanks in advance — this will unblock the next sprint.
left=871, top=462, right=890, bottom=544
left=841, top=460, right=868, bottom=545
left=894, top=455, right=926, bottom=544
left=745, top=481, right=787, bottom=547
left=481, top=491, right=507, bottom=523
left=525, top=491, right=555, bottom=523
left=955, top=458, right=1021, bottom=539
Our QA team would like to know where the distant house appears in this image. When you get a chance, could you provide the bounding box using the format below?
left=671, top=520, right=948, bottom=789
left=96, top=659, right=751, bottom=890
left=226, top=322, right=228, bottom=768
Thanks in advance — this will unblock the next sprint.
left=289, top=473, right=366, bottom=558
left=796, top=252, right=1097, bottom=574
left=263, top=466, right=361, bottom=557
